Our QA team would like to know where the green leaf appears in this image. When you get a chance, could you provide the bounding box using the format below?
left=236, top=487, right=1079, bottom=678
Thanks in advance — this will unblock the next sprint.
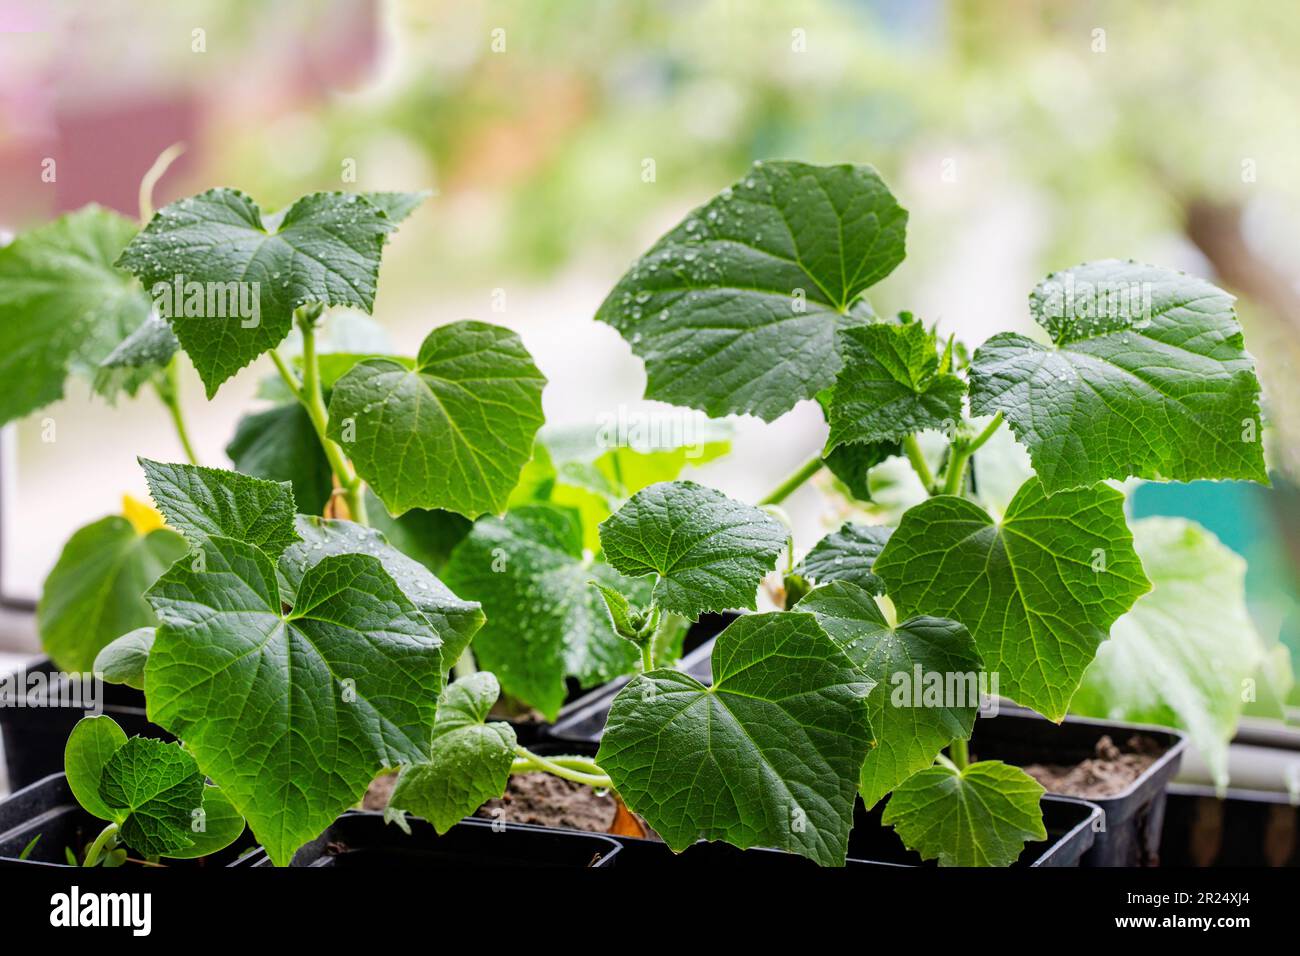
left=328, top=320, right=546, bottom=517
left=797, top=522, right=892, bottom=594
left=796, top=582, right=982, bottom=807
left=93, top=627, right=155, bottom=690
left=874, top=477, right=1150, bottom=720
left=825, top=321, right=966, bottom=448
left=365, top=492, right=472, bottom=575
left=0, top=206, right=151, bottom=424
left=140, top=458, right=299, bottom=558
left=597, top=612, right=873, bottom=866
left=822, top=439, right=900, bottom=502
left=389, top=672, right=517, bottom=834
left=882, top=760, right=1046, bottom=867
left=65, top=715, right=129, bottom=821
left=442, top=505, right=650, bottom=719
left=94, top=314, right=180, bottom=400
left=226, top=403, right=334, bottom=515
left=1072, top=517, right=1270, bottom=788
left=116, top=189, right=400, bottom=396
left=165, top=784, right=247, bottom=860
left=99, top=737, right=205, bottom=858
left=145, top=536, right=443, bottom=865
left=597, top=480, right=786, bottom=620
left=360, top=190, right=431, bottom=224
left=595, top=161, right=907, bottom=421
left=37, top=515, right=187, bottom=672
left=281, top=516, right=483, bottom=667
left=590, top=581, right=642, bottom=641
left=970, top=261, right=1267, bottom=492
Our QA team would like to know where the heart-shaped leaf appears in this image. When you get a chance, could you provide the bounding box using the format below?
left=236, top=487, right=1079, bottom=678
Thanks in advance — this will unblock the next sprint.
left=145, top=535, right=443, bottom=865
left=874, top=477, right=1150, bottom=720
left=597, top=611, right=873, bottom=866
left=882, top=760, right=1046, bottom=867
left=389, top=672, right=517, bottom=833
left=970, top=261, right=1267, bottom=492
left=99, top=737, right=205, bottom=858
left=328, top=320, right=546, bottom=518
left=37, top=515, right=187, bottom=673
left=595, top=161, right=907, bottom=421
left=597, top=480, right=786, bottom=620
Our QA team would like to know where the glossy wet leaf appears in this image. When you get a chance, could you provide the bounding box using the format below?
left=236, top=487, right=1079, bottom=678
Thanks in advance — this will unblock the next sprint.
left=145, top=536, right=443, bottom=865
left=281, top=516, right=483, bottom=667
left=94, top=314, right=180, bottom=400
left=442, top=505, right=650, bottom=719
left=595, top=161, right=907, bottom=421
left=140, top=458, right=299, bottom=557
left=0, top=206, right=150, bottom=423
left=598, top=481, right=786, bottom=620
left=37, top=515, right=187, bottom=673
left=882, top=760, right=1046, bottom=867
left=797, top=582, right=982, bottom=807
left=328, top=320, right=546, bottom=517
left=874, top=477, right=1150, bottom=720
left=597, top=612, right=873, bottom=866
left=797, top=522, right=892, bottom=594
left=389, top=672, right=517, bottom=833
left=970, top=261, right=1267, bottom=492
left=117, top=189, right=401, bottom=395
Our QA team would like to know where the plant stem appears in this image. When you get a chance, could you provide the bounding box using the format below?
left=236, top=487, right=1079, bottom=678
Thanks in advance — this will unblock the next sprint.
left=137, top=142, right=185, bottom=223
left=452, top=648, right=478, bottom=679
left=82, top=821, right=120, bottom=868
left=759, top=454, right=824, bottom=506
left=902, top=434, right=935, bottom=493
left=154, top=357, right=199, bottom=466
left=273, top=312, right=369, bottom=525
left=940, top=411, right=1003, bottom=497
left=512, top=747, right=612, bottom=789
left=949, top=737, right=969, bottom=771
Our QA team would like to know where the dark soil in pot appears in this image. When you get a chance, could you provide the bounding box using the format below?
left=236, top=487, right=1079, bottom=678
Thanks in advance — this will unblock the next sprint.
left=287, top=813, right=621, bottom=867
left=970, top=709, right=1185, bottom=867
left=0, top=773, right=260, bottom=868
left=1, top=658, right=171, bottom=791
left=1159, top=783, right=1300, bottom=867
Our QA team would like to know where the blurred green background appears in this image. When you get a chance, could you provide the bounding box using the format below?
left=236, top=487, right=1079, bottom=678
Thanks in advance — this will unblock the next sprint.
left=0, top=0, right=1296, bottom=695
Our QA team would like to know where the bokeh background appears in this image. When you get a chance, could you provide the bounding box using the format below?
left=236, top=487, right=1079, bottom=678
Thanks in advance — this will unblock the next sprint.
left=0, top=0, right=1297, bottom=698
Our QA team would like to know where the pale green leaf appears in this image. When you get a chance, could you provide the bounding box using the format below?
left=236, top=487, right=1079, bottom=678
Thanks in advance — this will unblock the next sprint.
left=328, top=320, right=546, bottom=517
left=93, top=627, right=155, bottom=690
left=37, top=515, right=187, bottom=672
left=64, top=715, right=129, bottom=822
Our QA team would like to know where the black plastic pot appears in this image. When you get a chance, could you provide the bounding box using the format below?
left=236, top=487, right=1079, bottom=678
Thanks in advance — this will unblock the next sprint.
left=549, top=611, right=735, bottom=743
left=280, top=811, right=621, bottom=867
left=1, top=657, right=170, bottom=791
left=969, top=708, right=1186, bottom=867
left=517, top=740, right=1101, bottom=867
left=1158, top=783, right=1300, bottom=867
left=0, top=773, right=260, bottom=868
